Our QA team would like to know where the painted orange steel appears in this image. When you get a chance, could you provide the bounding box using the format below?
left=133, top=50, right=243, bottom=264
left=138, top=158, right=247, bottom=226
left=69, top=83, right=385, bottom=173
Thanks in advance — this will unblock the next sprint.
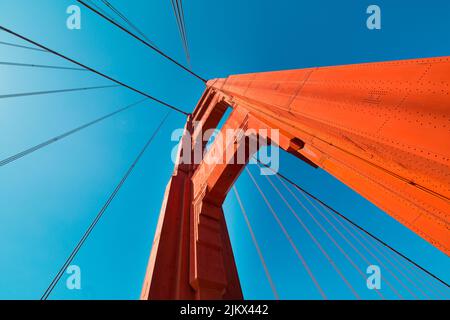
left=142, top=56, right=450, bottom=300
left=141, top=98, right=244, bottom=300
left=208, top=56, right=450, bottom=255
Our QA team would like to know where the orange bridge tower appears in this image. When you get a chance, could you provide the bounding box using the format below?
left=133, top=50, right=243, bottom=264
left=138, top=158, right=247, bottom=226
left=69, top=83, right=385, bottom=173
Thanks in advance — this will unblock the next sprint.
left=141, top=57, right=450, bottom=300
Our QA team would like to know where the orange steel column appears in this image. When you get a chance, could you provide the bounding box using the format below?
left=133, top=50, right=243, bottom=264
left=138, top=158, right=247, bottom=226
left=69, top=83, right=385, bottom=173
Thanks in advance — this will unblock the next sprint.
left=208, top=56, right=450, bottom=255
left=142, top=56, right=449, bottom=300
left=140, top=119, right=194, bottom=299
left=141, top=91, right=244, bottom=300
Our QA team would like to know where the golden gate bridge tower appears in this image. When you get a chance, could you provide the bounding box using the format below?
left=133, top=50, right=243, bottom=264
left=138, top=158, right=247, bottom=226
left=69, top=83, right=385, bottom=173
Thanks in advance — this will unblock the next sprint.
left=141, top=57, right=450, bottom=299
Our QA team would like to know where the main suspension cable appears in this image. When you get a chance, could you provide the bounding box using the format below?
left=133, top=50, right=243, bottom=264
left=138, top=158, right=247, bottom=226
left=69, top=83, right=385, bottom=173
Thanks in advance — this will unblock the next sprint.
left=100, top=0, right=158, bottom=48
left=0, top=25, right=190, bottom=116
left=77, top=0, right=206, bottom=83
left=170, top=0, right=190, bottom=65
left=178, top=0, right=190, bottom=64
left=85, top=0, right=119, bottom=24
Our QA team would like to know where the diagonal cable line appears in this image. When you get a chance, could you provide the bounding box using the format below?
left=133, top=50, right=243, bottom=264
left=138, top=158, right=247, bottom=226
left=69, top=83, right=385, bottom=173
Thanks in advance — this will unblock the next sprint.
left=264, top=173, right=363, bottom=299
left=85, top=0, right=119, bottom=23
left=0, top=61, right=86, bottom=71
left=375, top=239, right=449, bottom=298
left=177, top=0, right=190, bottom=64
left=273, top=174, right=397, bottom=299
left=100, top=0, right=159, bottom=48
left=0, top=25, right=190, bottom=116
left=0, top=40, right=48, bottom=52
left=256, top=159, right=450, bottom=288
left=320, top=201, right=445, bottom=298
left=169, top=0, right=184, bottom=44
left=245, top=167, right=327, bottom=299
left=41, top=110, right=171, bottom=300
left=0, top=84, right=117, bottom=100
left=311, top=197, right=429, bottom=299
left=0, top=99, right=147, bottom=167
left=178, top=0, right=191, bottom=64
left=170, top=0, right=190, bottom=65
left=233, top=186, right=279, bottom=300
left=77, top=0, right=205, bottom=83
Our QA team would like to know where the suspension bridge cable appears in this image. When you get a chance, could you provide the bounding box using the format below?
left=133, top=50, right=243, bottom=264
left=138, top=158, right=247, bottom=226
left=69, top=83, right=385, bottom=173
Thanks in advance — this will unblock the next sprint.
left=0, top=25, right=190, bottom=116
left=315, top=199, right=431, bottom=299
left=315, top=197, right=409, bottom=299
left=336, top=209, right=445, bottom=298
left=170, top=0, right=187, bottom=61
left=256, top=160, right=450, bottom=288
left=245, top=167, right=327, bottom=299
left=0, top=61, right=86, bottom=71
left=100, top=0, right=153, bottom=44
left=85, top=0, right=122, bottom=25
left=77, top=0, right=206, bottom=83
left=178, top=0, right=191, bottom=64
left=100, top=0, right=159, bottom=48
left=232, top=186, right=279, bottom=300
left=170, top=0, right=190, bottom=65
left=264, top=174, right=363, bottom=299
left=270, top=170, right=403, bottom=299
left=41, top=110, right=171, bottom=300
left=275, top=175, right=399, bottom=299
left=86, top=0, right=124, bottom=30
left=377, top=240, right=449, bottom=298
left=0, top=40, right=47, bottom=52
left=0, top=99, right=147, bottom=167
left=0, top=84, right=117, bottom=100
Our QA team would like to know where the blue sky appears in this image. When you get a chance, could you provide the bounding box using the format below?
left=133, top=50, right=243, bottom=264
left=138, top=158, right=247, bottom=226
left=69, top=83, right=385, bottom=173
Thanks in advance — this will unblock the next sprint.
left=0, top=0, right=448, bottom=299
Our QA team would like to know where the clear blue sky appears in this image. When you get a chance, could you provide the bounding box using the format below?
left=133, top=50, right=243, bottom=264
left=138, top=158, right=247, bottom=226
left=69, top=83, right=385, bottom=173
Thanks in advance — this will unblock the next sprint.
left=0, top=0, right=448, bottom=300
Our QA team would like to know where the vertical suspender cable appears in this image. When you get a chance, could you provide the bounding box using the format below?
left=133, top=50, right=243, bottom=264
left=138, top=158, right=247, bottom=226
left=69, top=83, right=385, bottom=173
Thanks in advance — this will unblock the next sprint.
left=233, top=186, right=279, bottom=300
left=245, top=167, right=327, bottom=299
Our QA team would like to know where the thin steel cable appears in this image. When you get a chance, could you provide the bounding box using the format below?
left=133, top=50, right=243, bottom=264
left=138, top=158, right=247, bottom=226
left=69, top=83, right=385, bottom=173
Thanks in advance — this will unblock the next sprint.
left=337, top=211, right=446, bottom=299
left=378, top=242, right=450, bottom=298
left=245, top=167, right=327, bottom=299
left=170, top=0, right=188, bottom=62
left=317, top=201, right=432, bottom=299
left=0, top=99, right=147, bottom=167
left=0, top=84, right=117, bottom=100
left=171, top=0, right=188, bottom=61
left=0, top=40, right=47, bottom=52
left=256, top=160, right=450, bottom=289
left=41, top=110, right=171, bottom=300
left=86, top=0, right=119, bottom=23
left=276, top=176, right=398, bottom=299
left=264, top=174, right=363, bottom=299
left=272, top=172, right=404, bottom=299
left=170, top=0, right=190, bottom=65
left=0, top=61, right=86, bottom=71
left=272, top=162, right=428, bottom=298
left=100, top=0, right=159, bottom=48
left=178, top=0, right=191, bottom=64
left=0, top=25, right=190, bottom=116
left=77, top=0, right=206, bottom=83
left=233, top=186, right=279, bottom=300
